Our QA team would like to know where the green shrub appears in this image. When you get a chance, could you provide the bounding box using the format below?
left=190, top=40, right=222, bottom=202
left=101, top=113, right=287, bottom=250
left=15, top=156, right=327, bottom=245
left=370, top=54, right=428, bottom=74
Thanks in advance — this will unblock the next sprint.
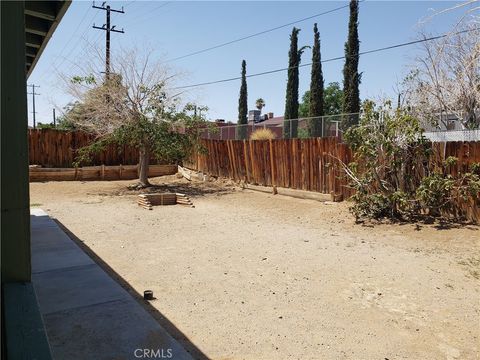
left=342, top=100, right=480, bottom=223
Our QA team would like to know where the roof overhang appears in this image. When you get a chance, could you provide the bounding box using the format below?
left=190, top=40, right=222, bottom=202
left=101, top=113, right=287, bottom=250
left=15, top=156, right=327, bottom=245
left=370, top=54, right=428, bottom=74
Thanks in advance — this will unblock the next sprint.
left=25, top=1, right=71, bottom=78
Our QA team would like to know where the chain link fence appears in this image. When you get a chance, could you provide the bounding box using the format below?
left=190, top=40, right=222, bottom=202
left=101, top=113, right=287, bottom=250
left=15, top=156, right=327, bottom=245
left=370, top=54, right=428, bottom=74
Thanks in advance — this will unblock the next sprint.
left=200, top=113, right=360, bottom=140
left=199, top=111, right=480, bottom=141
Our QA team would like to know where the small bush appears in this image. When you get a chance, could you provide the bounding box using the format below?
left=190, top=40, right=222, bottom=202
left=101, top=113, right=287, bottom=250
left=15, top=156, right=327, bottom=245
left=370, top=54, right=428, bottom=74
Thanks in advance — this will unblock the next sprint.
left=350, top=192, right=392, bottom=219
left=342, top=100, right=480, bottom=223
left=250, top=128, right=276, bottom=140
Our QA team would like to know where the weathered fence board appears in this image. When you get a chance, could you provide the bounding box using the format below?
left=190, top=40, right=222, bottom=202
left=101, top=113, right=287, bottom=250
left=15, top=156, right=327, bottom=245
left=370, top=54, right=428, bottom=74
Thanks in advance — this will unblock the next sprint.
left=185, top=138, right=354, bottom=198
left=185, top=138, right=480, bottom=222
left=28, top=129, right=163, bottom=167
left=29, top=164, right=177, bottom=182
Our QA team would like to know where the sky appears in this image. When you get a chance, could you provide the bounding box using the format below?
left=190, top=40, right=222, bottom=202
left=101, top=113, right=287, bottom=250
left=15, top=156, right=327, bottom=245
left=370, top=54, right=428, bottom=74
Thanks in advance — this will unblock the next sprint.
left=27, top=0, right=476, bottom=126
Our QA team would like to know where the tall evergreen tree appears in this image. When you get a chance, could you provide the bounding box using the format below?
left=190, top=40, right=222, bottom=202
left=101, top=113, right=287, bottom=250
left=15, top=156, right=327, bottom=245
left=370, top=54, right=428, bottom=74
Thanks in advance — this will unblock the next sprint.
left=341, top=0, right=361, bottom=130
left=284, top=27, right=308, bottom=138
left=308, top=23, right=324, bottom=137
left=236, top=60, right=248, bottom=140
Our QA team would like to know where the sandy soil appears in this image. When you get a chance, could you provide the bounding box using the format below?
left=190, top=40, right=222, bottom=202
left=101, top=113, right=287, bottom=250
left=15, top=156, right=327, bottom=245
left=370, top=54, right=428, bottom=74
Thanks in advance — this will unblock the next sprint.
left=30, top=176, right=479, bottom=360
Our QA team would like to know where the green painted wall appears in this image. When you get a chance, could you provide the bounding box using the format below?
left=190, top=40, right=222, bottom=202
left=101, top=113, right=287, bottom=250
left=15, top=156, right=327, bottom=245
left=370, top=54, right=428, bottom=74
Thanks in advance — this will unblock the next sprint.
left=1, top=0, right=31, bottom=282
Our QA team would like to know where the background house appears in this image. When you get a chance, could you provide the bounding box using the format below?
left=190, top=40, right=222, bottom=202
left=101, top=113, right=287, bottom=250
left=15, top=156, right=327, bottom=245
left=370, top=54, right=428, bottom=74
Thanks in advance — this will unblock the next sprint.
left=421, top=110, right=480, bottom=142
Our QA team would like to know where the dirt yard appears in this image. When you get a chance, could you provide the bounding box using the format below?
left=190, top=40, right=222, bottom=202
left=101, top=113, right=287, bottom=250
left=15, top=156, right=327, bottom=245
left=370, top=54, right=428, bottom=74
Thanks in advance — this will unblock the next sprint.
left=30, top=176, right=479, bottom=360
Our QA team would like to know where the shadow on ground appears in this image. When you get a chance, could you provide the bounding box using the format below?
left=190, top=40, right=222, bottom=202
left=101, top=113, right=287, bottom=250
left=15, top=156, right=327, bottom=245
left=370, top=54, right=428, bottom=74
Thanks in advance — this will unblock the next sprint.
left=431, top=221, right=479, bottom=231
left=54, top=219, right=209, bottom=360
left=359, top=217, right=479, bottom=231
left=113, top=180, right=236, bottom=198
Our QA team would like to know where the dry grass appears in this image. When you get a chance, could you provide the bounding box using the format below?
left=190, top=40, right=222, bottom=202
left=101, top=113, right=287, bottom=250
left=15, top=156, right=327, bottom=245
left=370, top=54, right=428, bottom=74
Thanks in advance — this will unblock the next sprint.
left=250, top=128, right=276, bottom=140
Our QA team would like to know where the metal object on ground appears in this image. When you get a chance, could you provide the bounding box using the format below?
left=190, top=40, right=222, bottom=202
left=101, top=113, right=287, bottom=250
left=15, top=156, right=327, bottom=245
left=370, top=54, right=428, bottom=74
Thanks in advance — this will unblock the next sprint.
left=143, top=290, right=153, bottom=300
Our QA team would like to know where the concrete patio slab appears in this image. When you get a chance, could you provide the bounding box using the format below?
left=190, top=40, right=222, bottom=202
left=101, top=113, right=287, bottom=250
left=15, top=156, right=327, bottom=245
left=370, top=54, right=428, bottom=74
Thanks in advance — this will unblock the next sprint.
left=32, top=248, right=94, bottom=274
left=31, top=224, right=94, bottom=273
left=44, top=299, right=192, bottom=360
left=30, top=209, right=193, bottom=360
left=31, top=226, right=78, bottom=251
left=30, top=209, right=58, bottom=229
left=33, top=264, right=126, bottom=314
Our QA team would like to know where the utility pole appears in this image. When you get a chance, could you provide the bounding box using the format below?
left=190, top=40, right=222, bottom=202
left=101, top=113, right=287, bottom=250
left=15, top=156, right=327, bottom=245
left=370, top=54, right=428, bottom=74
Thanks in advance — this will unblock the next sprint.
left=92, top=1, right=124, bottom=80
left=27, top=84, right=40, bottom=129
left=52, top=108, right=56, bottom=127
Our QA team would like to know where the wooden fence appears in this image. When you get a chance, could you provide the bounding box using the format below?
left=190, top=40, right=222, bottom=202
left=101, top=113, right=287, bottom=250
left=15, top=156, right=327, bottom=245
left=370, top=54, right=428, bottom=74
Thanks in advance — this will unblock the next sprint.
left=185, top=138, right=480, bottom=221
left=28, top=129, right=163, bottom=167
left=184, top=137, right=355, bottom=199
left=29, top=164, right=177, bottom=182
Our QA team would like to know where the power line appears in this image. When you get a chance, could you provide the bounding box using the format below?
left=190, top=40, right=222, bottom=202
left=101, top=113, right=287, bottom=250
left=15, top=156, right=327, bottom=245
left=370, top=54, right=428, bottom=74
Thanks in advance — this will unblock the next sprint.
left=63, top=11, right=99, bottom=54
left=37, top=1, right=343, bottom=81
left=92, top=1, right=125, bottom=78
left=122, top=1, right=172, bottom=27
left=47, top=7, right=104, bottom=81
left=54, top=6, right=92, bottom=62
left=122, top=0, right=152, bottom=17
left=51, top=12, right=99, bottom=74
left=123, top=0, right=136, bottom=9
left=172, top=28, right=478, bottom=90
left=37, top=5, right=93, bottom=81
left=166, top=1, right=359, bottom=63
left=46, top=12, right=105, bottom=80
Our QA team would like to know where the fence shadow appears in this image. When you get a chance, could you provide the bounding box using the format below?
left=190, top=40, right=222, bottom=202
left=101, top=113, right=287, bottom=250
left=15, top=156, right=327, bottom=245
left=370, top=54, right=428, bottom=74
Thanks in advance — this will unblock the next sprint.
left=188, top=138, right=480, bottom=224
left=54, top=219, right=210, bottom=360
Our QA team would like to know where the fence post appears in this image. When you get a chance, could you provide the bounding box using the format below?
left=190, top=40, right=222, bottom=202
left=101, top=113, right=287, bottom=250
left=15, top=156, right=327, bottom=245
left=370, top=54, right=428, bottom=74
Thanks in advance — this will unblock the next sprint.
left=243, top=139, right=249, bottom=182
left=269, top=139, right=276, bottom=189
left=249, top=140, right=255, bottom=184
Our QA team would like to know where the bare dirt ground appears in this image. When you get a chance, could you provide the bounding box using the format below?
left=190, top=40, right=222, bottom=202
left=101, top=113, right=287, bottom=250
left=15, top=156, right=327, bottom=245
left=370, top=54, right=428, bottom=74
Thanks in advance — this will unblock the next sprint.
left=31, top=176, right=479, bottom=360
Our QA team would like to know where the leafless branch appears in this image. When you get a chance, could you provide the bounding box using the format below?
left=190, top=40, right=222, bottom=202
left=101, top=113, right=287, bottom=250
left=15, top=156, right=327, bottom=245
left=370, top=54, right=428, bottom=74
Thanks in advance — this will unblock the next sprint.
left=404, top=16, right=480, bottom=129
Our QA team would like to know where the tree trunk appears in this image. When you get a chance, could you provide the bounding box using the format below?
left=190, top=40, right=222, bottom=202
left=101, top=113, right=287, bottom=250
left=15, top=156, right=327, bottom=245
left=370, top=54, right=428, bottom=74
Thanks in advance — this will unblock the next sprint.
left=138, top=146, right=150, bottom=187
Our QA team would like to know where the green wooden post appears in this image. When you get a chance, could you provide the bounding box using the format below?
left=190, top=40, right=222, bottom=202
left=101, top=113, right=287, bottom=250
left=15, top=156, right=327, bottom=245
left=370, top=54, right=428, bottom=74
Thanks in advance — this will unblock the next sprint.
left=1, top=0, right=32, bottom=282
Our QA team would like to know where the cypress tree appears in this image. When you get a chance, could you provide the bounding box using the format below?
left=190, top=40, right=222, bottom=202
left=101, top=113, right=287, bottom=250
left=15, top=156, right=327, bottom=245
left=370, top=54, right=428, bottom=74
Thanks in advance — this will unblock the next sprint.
left=308, top=23, right=324, bottom=137
left=341, top=0, right=361, bottom=130
left=284, top=27, right=302, bottom=138
left=236, top=60, right=248, bottom=140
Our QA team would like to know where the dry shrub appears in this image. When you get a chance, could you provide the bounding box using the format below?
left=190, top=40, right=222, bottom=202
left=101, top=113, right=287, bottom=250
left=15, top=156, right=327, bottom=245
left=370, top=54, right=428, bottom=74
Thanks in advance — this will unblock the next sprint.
left=250, top=128, right=276, bottom=140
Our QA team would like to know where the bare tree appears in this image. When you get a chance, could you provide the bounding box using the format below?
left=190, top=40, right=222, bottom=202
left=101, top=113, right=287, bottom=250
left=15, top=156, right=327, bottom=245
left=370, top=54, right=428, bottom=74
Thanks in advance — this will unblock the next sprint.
left=404, top=17, right=480, bottom=129
left=64, top=48, right=204, bottom=187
